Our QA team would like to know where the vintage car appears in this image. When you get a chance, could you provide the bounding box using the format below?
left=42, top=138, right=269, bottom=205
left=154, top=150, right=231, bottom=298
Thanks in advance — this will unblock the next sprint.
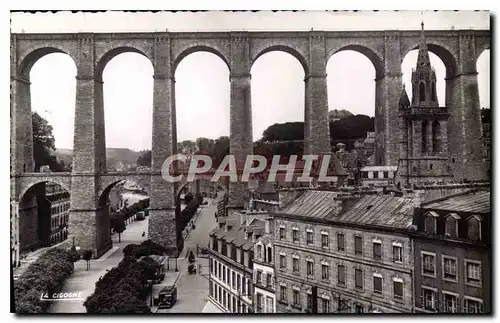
left=155, top=285, right=178, bottom=309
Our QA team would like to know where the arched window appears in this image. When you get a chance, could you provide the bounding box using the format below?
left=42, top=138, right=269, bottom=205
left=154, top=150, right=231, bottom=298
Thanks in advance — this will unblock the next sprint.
left=424, top=211, right=439, bottom=234
left=431, top=82, right=437, bottom=102
left=445, top=213, right=460, bottom=238
left=266, top=245, right=273, bottom=263
left=422, top=121, right=428, bottom=153
left=23, top=164, right=26, bottom=172
left=419, top=82, right=426, bottom=102
left=432, top=121, right=441, bottom=154
left=467, top=215, right=482, bottom=241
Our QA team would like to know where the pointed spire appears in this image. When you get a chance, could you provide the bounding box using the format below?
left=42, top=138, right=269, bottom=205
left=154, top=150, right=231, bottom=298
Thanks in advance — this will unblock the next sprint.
left=399, top=84, right=410, bottom=109
left=416, top=15, right=431, bottom=69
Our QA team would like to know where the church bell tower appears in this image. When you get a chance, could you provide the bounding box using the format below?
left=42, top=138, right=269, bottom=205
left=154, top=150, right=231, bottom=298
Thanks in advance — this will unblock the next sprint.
left=397, top=21, right=453, bottom=186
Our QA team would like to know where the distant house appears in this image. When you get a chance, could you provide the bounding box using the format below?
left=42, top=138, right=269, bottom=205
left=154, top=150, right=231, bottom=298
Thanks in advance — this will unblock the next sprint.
left=360, top=166, right=398, bottom=187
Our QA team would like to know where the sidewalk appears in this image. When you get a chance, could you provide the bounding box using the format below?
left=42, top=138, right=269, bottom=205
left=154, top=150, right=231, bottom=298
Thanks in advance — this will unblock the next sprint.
left=48, top=218, right=149, bottom=313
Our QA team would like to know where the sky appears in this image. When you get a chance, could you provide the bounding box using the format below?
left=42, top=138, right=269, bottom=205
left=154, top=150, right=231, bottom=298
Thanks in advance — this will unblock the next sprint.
left=11, top=11, right=490, bottom=151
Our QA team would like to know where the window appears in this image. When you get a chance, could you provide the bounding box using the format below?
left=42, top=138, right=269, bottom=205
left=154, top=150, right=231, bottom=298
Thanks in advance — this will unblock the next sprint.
left=419, top=82, right=426, bottom=102
left=222, top=265, right=226, bottom=282
left=354, top=268, right=363, bottom=290
left=442, top=256, right=457, bottom=281
left=280, top=286, right=287, bottom=302
left=465, top=261, right=481, bottom=285
left=256, top=293, right=263, bottom=311
left=373, top=275, right=382, bottom=294
left=266, top=246, right=273, bottom=263
left=372, top=241, right=382, bottom=260
left=306, top=260, right=314, bottom=276
left=256, top=271, right=262, bottom=285
left=232, top=271, right=236, bottom=288
left=265, top=273, right=272, bottom=288
left=242, top=278, right=246, bottom=295
left=236, top=274, right=241, bottom=290
left=383, top=171, right=389, bottom=178
left=354, top=304, right=364, bottom=313
left=321, top=264, right=330, bottom=280
left=464, top=298, right=483, bottom=313
left=337, top=233, right=345, bottom=251
left=279, top=254, right=287, bottom=269
left=422, top=252, right=436, bottom=276
left=393, top=279, right=403, bottom=299
left=292, top=228, right=299, bottom=243
left=443, top=293, right=459, bottom=313
left=373, top=171, right=379, bottom=179
left=306, top=293, right=313, bottom=312
left=226, top=267, right=230, bottom=283
left=393, top=245, right=403, bottom=263
left=321, top=233, right=329, bottom=248
left=467, top=215, right=482, bottom=241
left=322, top=298, right=330, bottom=313
left=292, top=257, right=300, bottom=273
left=445, top=214, right=459, bottom=238
left=293, top=290, right=300, bottom=306
left=256, top=244, right=263, bottom=259
left=266, top=297, right=274, bottom=313
left=306, top=231, right=314, bottom=245
left=338, top=265, right=346, bottom=286
left=422, top=288, right=436, bottom=311
left=424, top=213, right=437, bottom=234
left=279, top=227, right=286, bottom=240
left=354, top=236, right=363, bottom=255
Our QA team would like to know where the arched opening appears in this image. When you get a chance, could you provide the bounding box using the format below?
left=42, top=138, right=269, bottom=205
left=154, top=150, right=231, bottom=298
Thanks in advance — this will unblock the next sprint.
left=101, top=52, right=154, bottom=170
left=401, top=49, right=447, bottom=107
left=327, top=50, right=376, bottom=157
left=477, top=49, right=490, bottom=175
left=422, top=121, right=428, bottom=153
left=251, top=51, right=305, bottom=144
left=98, top=180, right=150, bottom=245
left=27, top=52, right=76, bottom=172
left=431, top=82, right=437, bottom=101
left=17, top=181, right=71, bottom=256
left=174, top=51, right=230, bottom=166
left=419, top=82, right=426, bottom=102
left=432, top=121, right=441, bottom=154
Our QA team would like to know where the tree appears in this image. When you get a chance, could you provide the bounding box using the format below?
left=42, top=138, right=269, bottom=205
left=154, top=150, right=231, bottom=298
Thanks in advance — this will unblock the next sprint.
left=68, top=245, right=80, bottom=264
left=32, top=112, right=66, bottom=172
left=82, top=250, right=93, bottom=271
left=113, top=218, right=126, bottom=243
left=136, top=150, right=151, bottom=167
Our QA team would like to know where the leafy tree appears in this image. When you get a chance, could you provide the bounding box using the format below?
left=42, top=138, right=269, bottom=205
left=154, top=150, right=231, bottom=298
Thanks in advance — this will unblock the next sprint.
left=261, top=122, right=304, bottom=142
left=32, top=112, right=66, bottom=172
left=196, top=137, right=215, bottom=155
left=68, top=245, right=80, bottom=264
left=113, top=218, right=126, bottom=243
left=82, top=250, right=93, bottom=271
left=136, top=150, right=151, bottom=167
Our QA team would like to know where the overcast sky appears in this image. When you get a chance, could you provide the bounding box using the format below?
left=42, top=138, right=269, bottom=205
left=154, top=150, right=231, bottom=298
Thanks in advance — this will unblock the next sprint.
left=11, top=11, right=490, bottom=151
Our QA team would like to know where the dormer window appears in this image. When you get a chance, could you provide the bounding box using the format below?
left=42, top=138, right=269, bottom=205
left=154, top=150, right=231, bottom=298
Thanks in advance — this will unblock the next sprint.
left=424, top=211, right=439, bottom=234
left=256, top=244, right=263, bottom=260
left=445, top=213, right=460, bottom=238
left=467, top=215, right=482, bottom=241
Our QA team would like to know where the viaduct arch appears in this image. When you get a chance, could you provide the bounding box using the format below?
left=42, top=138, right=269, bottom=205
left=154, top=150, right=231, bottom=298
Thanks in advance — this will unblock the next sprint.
left=10, top=29, right=490, bottom=257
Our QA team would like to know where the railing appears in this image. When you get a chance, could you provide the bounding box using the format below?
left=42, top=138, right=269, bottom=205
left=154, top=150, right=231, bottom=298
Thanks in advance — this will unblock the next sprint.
left=401, top=107, right=448, bottom=115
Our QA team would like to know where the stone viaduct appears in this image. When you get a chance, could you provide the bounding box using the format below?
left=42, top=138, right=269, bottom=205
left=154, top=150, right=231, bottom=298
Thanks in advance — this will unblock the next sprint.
left=10, top=29, right=489, bottom=257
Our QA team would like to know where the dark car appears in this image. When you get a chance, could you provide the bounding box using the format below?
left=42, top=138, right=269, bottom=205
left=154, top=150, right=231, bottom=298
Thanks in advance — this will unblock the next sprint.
left=155, top=285, right=177, bottom=309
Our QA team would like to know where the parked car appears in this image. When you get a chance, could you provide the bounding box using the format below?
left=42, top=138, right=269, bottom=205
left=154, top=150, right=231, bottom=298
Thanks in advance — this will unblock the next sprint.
left=155, top=285, right=177, bottom=309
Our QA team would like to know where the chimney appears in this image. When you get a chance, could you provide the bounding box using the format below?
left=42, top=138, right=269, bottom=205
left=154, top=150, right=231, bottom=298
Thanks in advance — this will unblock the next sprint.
left=265, top=217, right=272, bottom=234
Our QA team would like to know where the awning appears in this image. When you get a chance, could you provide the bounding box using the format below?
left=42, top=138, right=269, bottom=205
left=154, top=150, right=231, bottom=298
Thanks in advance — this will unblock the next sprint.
left=202, top=300, right=224, bottom=313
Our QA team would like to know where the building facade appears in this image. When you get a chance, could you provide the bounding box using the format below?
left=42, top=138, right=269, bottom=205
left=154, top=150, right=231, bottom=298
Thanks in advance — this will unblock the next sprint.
left=46, top=182, right=70, bottom=245
left=360, top=166, right=398, bottom=187
left=208, top=211, right=269, bottom=313
left=272, top=191, right=416, bottom=313
left=411, top=190, right=490, bottom=313
left=253, top=217, right=276, bottom=313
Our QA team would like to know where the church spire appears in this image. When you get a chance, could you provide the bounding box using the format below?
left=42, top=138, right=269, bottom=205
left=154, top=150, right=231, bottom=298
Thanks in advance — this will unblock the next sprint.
left=398, top=84, right=410, bottom=109
left=416, top=16, right=431, bottom=69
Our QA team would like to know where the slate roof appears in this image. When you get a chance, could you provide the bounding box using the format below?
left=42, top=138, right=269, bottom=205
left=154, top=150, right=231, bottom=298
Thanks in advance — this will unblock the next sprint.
left=422, top=190, right=490, bottom=214
left=276, top=190, right=416, bottom=230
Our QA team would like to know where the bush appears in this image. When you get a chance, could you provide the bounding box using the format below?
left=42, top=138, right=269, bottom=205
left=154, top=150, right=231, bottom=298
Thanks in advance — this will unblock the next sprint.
left=14, top=248, right=74, bottom=313
left=122, top=240, right=168, bottom=259
left=84, top=258, right=151, bottom=313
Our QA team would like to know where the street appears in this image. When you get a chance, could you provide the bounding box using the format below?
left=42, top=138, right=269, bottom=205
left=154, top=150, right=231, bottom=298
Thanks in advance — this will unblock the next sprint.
left=48, top=195, right=218, bottom=313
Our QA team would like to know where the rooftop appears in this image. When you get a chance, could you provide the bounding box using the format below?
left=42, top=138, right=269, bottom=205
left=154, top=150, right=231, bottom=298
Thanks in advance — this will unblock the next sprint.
left=275, top=190, right=416, bottom=230
left=422, top=190, right=490, bottom=214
